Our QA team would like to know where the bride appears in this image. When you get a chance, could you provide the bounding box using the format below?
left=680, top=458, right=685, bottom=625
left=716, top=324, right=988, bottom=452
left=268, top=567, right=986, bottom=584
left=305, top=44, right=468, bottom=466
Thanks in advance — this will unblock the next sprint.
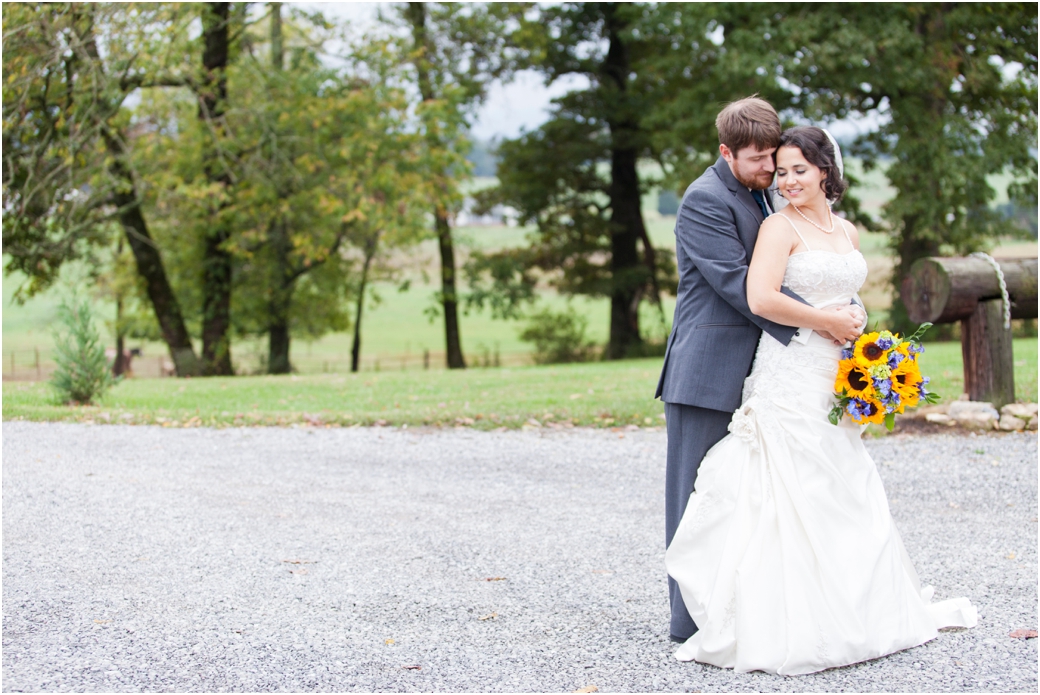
left=664, top=126, right=977, bottom=675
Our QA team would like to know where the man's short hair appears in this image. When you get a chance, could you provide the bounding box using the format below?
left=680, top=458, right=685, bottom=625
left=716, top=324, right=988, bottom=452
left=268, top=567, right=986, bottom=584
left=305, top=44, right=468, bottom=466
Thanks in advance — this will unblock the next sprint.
left=716, top=96, right=781, bottom=154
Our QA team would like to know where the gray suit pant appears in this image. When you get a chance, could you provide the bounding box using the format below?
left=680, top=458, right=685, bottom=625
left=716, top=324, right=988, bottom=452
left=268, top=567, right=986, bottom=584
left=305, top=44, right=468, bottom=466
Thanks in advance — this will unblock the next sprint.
left=664, top=401, right=733, bottom=639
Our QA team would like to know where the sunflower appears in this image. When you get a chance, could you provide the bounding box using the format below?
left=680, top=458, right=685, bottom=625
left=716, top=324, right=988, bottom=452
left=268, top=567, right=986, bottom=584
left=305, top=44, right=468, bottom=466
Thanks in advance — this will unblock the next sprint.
left=890, top=358, right=923, bottom=410
left=845, top=395, right=887, bottom=425
left=853, top=331, right=888, bottom=368
left=836, top=360, right=875, bottom=400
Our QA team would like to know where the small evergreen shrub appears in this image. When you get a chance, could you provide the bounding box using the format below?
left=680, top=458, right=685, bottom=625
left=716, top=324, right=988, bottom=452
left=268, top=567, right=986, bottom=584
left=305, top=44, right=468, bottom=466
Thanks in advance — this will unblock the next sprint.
left=50, top=299, right=118, bottom=404
left=519, top=307, right=597, bottom=364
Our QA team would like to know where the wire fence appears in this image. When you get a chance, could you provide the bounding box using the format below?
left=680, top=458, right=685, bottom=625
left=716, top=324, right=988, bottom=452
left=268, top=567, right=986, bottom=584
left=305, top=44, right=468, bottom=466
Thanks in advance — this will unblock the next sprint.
left=2, top=346, right=535, bottom=381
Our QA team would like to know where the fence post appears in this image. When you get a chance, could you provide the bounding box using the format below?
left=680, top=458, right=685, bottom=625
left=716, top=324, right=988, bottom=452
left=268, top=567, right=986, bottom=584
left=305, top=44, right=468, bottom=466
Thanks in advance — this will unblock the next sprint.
left=35, top=347, right=40, bottom=379
left=10, top=351, right=14, bottom=379
left=424, top=349, right=430, bottom=370
left=905, top=256, right=1037, bottom=409
left=962, top=298, right=1015, bottom=407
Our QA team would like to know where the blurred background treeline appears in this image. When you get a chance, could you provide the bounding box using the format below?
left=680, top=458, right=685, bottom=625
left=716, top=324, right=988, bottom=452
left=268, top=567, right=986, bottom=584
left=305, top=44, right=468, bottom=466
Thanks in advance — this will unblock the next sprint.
left=3, top=2, right=1037, bottom=380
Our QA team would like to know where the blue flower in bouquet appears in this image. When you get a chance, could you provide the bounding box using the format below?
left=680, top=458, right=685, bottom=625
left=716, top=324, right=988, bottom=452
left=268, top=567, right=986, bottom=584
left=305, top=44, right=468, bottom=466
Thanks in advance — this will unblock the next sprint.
left=876, top=333, right=895, bottom=350
left=874, top=377, right=894, bottom=398
left=908, top=343, right=924, bottom=356
left=917, top=376, right=931, bottom=396
left=841, top=346, right=854, bottom=360
left=887, top=350, right=906, bottom=369
left=881, top=390, right=901, bottom=410
left=847, top=398, right=872, bottom=418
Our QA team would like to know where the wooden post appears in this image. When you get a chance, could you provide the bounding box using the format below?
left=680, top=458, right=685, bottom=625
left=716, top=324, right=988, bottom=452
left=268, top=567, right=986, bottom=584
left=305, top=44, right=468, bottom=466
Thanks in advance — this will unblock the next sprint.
left=35, top=347, right=40, bottom=379
left=905, top=256, right=1037, bottom=408
left=424, top=349, right=430, bottom=370
left=10, top=351, right=14, bottom=378
left=961, top=298, right=1015, bottom=408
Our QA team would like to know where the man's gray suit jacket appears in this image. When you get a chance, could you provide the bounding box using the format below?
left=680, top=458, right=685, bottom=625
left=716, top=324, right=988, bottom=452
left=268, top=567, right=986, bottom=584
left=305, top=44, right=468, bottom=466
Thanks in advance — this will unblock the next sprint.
left=655, top=156, right=805, bottom=413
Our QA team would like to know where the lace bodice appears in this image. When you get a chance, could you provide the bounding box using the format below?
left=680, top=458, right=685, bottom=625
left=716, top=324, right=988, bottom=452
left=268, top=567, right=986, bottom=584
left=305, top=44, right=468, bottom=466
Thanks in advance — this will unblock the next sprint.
left=737, top=246, right=868, bottom=414
left=782, top=249, right=868, bottom=308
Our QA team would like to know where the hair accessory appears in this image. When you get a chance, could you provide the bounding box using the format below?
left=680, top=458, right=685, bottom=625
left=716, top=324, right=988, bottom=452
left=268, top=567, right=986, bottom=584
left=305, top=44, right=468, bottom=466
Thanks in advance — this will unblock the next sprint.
left=822, top=128, right=844, bottom=179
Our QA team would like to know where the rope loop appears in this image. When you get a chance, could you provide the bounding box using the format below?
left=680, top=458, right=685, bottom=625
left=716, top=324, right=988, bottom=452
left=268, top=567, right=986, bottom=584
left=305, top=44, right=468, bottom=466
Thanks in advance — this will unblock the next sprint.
left=969, top=252, right=1011, bottom=330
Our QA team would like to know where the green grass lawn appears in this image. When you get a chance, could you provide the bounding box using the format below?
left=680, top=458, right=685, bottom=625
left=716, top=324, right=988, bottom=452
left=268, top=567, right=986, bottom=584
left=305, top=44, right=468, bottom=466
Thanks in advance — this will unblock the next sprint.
left=3, top=359, right=670, bottom=430
left=4, top=338, right=1035, bottom=430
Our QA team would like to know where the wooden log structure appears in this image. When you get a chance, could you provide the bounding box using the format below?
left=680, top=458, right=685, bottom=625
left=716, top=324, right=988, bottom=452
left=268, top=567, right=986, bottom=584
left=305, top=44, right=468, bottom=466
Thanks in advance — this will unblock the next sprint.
left=903, top=256, right=1038, bottom=408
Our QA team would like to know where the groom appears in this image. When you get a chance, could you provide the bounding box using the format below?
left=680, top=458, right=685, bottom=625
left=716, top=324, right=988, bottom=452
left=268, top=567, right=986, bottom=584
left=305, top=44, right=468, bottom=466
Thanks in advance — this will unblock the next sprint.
left=654, top=97, right=810, bottom=643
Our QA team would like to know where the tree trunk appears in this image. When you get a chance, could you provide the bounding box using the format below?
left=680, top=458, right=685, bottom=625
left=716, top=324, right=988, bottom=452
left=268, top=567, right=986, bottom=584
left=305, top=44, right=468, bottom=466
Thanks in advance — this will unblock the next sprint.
left=606, top=145, right=646, bottom=359
left=113, top=298, right=127, bottom=377
left=267, top=219, right=295, bottom=374
left=198, top=2, right=234, bottom=376
left=268, top=320, right=291, bottom=374
left=890, top=213, right=941, bottom=334
left=106, top=140, right=200, bottom=376
left=78, top=10, right=199, bottom=377
left=407, top=1, right=465, bottom=369
left=602, top=3, right=647, bottom=360
left=265, top=9, right=293, bottom=375
left=112, top=237, right=128, bottom=377
left=350, top=285, right=365, bottom=373
left=435, top=213, right=466, bottom=368
left=270, top=2, right=283, bottom=70
left=351, top=232, right=380, bottom=373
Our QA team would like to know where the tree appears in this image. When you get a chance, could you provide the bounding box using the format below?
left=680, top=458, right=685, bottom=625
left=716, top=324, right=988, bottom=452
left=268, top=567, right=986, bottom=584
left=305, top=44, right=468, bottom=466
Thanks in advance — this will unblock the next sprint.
left=2, top=3, right=202, bottom=375
left=129, top=4, right=429, bottom=375
left=471, top=2, right=677, bottom=359
left=232, top=5, right=428, bottom=373
left=196, top=2, right=237, bottom=375
left=396, top=2, right=535, bottom=369
left=771, top=2, right=1038, bottom=331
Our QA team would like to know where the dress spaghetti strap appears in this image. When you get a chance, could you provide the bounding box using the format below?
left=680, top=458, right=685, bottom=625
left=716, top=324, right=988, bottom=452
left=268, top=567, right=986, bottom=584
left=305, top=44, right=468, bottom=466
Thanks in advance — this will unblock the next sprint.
left=778, top=213, right=812, bottom=252
left=838, top=216, right=855, bottom=251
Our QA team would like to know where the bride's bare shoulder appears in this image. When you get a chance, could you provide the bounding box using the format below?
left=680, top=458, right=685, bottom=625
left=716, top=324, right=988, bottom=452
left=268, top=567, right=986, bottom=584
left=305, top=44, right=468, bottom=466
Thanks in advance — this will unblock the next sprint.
left=758, top=212, right=798, bottom=245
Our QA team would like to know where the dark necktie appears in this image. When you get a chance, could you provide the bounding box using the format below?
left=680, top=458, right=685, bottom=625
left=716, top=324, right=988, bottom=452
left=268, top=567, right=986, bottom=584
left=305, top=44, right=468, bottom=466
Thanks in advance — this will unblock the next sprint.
left=751, top=189, right=770, bottom=218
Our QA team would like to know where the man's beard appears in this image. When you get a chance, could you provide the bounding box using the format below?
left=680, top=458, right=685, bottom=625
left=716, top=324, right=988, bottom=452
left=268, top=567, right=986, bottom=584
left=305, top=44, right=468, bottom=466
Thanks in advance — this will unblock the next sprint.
left=735, top=169, right=774, bottom=190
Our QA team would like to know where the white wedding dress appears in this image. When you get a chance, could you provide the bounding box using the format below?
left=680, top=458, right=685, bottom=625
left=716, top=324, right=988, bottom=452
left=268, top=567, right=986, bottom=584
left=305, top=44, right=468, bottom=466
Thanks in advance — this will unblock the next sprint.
left=664, top=223, right=977, bottom=675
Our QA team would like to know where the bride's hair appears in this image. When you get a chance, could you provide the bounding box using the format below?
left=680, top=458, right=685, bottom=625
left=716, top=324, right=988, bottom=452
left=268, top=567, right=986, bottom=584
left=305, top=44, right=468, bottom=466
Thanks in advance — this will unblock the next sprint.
left=778, top=126, right=848, bottom=203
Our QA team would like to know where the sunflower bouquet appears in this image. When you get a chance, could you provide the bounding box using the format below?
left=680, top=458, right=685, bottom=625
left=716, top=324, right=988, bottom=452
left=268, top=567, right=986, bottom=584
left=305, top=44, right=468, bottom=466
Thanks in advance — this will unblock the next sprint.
left=829, top=323, right=940, bottom=430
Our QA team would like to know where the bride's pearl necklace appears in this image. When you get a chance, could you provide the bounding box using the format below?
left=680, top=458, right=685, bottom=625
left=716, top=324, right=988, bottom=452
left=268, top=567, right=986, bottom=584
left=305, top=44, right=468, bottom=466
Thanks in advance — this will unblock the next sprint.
left=791, top=204, right=835, bottom=234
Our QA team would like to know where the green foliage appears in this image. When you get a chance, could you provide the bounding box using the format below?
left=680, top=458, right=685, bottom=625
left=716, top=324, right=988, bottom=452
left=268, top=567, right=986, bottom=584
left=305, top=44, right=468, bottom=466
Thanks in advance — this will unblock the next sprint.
left=2, top=3, right=196, bottom=300
left=772, top=3, right=1038, bottom=331
left=49, top=299, right=118, bottom=405
left=126, top=9, right=434, bottom=370
left=463, top=249, right=538, bottom=320
left=518, top=306, right=597, bottom=364
left=472, top=3, right=678, bottom=358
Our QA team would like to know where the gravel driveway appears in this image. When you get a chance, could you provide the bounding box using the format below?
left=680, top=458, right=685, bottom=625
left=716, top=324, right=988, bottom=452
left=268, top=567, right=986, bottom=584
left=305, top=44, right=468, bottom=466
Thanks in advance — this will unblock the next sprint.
left=3, top=422, right=1036, bottom=692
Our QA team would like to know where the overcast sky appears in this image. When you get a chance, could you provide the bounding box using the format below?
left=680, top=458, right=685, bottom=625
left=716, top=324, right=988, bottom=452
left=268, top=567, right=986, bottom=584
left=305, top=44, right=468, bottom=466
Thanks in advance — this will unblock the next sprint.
left=304, top=2, right=879, bottom=143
